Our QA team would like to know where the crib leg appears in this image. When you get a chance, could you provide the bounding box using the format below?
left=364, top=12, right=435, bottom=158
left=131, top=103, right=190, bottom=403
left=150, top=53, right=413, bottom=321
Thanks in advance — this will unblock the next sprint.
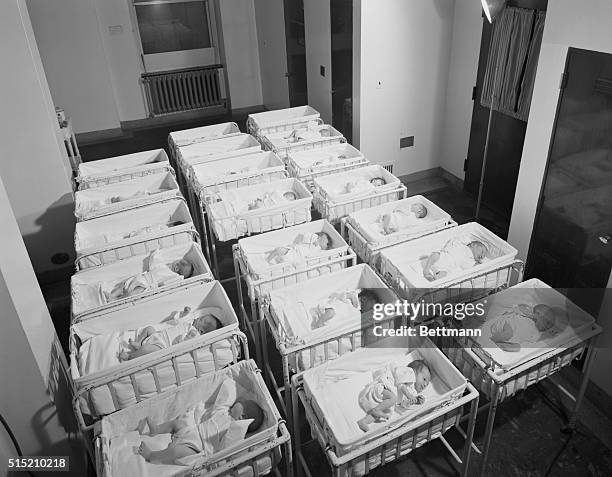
left=250, top=297, right=263, bottom=366
left=460, top=392, right=479, bottom=477
left=283, top=356, right=293, bottom=428
left=211, top=231, right=221, bottom=280
left=291, top=382, right=301, bottom=477
left=566, top=343, right=597, bottom=432
left=478, top=385, right=501, bottom=477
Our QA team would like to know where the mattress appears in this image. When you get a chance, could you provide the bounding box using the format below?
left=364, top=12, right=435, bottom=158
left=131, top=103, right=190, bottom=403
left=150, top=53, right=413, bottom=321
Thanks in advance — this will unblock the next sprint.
left=302, top=336, right=467, bottom=455
left=347, top=195, right=452, bottom=246
left=267, top=264, right=393, bottom=348
left=238, top=219, right=349, bottom=298
left=75, top=172, right=181, bottom=221
left=314, top=164, right=401, bottom=203
left=169, top=122, right=241, bottom=148
left=207, top=178, right=313, bottom=241
left=177, top=134, right=261, bottom=173
left=71, top=242, right=212, bottom=321
left=379, top=222, right=517, bottom=295
left=70, top=281, right=241, bottom=417
left=75, top=199, right=195, bottom=269
left=457, top=279, right=597, bottom=371
left=77, top=149, right=170, bottom=189
left=100, top=360, right=281, bottom=476
left=247, top=105, right=320, bottom=136
left=190, top=151, right=285, bottom=203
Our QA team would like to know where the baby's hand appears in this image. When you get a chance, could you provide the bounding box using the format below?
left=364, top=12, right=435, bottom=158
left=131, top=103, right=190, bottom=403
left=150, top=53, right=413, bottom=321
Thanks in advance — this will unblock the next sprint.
left=423, top=268, right=436, bottom=281
left=416, top=395, right=425, bottom=405
left=119, top=350, right=131, bottom=362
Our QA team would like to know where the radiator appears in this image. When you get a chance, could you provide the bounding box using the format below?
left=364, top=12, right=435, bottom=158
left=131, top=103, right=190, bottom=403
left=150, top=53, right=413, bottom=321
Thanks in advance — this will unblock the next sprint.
left=142, top=65, right=227, bottom=116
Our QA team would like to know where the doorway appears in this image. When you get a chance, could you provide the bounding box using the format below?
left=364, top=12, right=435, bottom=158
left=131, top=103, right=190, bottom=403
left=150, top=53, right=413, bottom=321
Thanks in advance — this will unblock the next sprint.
left=283, top=0, right=308, bottom=107
left=330, top=0, right=353, bottom=142
left=527, top=48, right=612, bottom=316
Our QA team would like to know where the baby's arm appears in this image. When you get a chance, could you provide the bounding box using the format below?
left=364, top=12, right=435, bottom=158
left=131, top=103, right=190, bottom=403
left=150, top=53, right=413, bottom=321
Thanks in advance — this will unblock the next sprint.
left=369, top=388, right=398, bottom=418
left=138, top=441, right=197, bottom=465
left=423, top=252, right=441, bottom=281
left=398, top=383, right=424, bottom=405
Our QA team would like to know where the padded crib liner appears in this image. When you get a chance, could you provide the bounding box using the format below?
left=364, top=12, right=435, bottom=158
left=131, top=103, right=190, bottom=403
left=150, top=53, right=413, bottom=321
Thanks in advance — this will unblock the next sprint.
left=457, top=279, right=597, bottom=371
left=100, top=360, right=280, bottom=476
left=77, top=149, right=170, bottom=187
left=267, top=264, right=392, bottom=347
left=247, top=105, right=320, bottom=136
left=379, top=222, right=517, bottom=291
left=75, top=199, right=195, bottom=269
left=314, top=164, right=401, bottom=203
left=347, top=195, right=452, bottom=246
left=71, top=242, right=212, bottom=321
left=70, top=281, right=240, bottom=417
left=207, top=178, right=313, bottom=241
left=190, top=151, right=285, bottom=199
left=75, top=172, right=180, bottom=221
left=302, top=337, right=467, bottom=455
left=170, top=122, right=241, bottom=147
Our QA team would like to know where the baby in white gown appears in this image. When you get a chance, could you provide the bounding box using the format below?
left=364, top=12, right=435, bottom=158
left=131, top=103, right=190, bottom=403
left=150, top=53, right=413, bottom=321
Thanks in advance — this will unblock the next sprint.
left=265, top=232, right=332, bottom=265
left=422, top=239, right=487, bottom=281
left=378, top=202, right=428, bottom=235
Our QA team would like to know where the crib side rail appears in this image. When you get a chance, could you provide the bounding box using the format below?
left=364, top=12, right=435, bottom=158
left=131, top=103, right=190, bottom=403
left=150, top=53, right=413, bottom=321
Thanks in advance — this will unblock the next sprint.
left=73, top=331, right=248, bottom=433
left=77, top=164, right=174, bottom=190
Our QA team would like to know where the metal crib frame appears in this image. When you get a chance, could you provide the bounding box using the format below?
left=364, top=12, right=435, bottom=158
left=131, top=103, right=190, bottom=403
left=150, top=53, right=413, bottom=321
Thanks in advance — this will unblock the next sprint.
left=340, top=216, right=458, bottom=265
left=285, top=154, right=369, bottom=192
left=232, top=243, right=358, bottom=366
left=292, top=374, right=480, bottom=477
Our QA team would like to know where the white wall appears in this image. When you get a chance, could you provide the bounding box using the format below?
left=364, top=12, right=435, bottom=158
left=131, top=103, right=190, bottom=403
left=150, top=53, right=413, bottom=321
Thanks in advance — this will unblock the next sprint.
left=304, top=0, right=333, bottom=123
left=1, top=0, right=75, bottom=274
left=356, top=0, right=455, bottom=175
left=219, top=0, right=263, bottom=109
left=254, top=0, right=290, bottom=110
left=440, top=0, right=482, bottom=179
left=26, top=0, right=121, bottom=134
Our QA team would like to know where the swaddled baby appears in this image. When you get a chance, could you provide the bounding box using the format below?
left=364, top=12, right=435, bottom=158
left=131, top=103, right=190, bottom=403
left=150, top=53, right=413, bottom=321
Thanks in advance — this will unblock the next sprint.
left=119, top=308, right=222, bottom=361
left=105, top=250, right=194, bottom=301
left=489, top=303, right=559, bottom=352
left=246, top=191, right=297, bottom=211
left=378, top=203, right=428, bottom=235
left=341, top=176, right=387, bottom=196
left=357, top=360, right=431, bottom=432
left=138, top=378, right=264, bottom=465
left=265, top=232, right=332, bottom=265
left=423, top=239, right=487, bottom=282
left=310, top=288, right=377, bottom=329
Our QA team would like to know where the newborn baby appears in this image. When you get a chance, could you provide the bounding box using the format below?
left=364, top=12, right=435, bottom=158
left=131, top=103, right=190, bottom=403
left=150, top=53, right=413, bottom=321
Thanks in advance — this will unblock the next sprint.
left=247, top=191, right=297, bottom=210
left=105, top=252, right=194, bottom=301
left=343, top=177, right=387, bottom=195
left=265, top=231, right=332, bottom=265
left=379, top=203, right=428, bottom=235
left=310, top=288, right=377, bottom=329
left=357, top=360, right=431, bottom=432
left=423, top=239, right=487, bottom=282
left=108, top=189, right=167, bottom=204
left=490, top=303, right=558, bottom=352
left=138, top=378, right=264, bottom=465
left=119, top=309, right=222, bottom=361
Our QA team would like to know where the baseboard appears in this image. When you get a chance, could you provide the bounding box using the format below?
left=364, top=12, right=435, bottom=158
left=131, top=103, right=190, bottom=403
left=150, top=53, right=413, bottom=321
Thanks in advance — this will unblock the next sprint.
left=121, top=105, right=229, bottom=131
left=439, top=167, right=464, bottom=190
left=75, top=128, right=125, bottom=146
left=399, top=167, right=444, bottom=184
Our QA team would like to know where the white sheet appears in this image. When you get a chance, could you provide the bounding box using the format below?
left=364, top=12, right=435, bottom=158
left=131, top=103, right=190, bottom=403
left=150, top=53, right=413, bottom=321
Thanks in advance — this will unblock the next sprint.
left=348, top=195, right=452, bottom=246
left=302, top=337, right=467, bottom=454
left=379, top=222, right=517, bottom=292
left=314, top=165, right=400, bottom=203
left=459, top=279, right=596, bottom=371
left=170, top=122, right=241, bottom=147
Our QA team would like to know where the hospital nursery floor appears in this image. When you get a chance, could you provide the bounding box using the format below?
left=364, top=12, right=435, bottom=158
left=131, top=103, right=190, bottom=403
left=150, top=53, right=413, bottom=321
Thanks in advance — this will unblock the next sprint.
left=42, top=115, right=612, bottom=476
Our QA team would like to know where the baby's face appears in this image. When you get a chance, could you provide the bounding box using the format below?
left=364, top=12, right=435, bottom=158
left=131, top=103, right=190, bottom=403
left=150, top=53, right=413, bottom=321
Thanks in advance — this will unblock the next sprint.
left=229, top=400, right=257, bottom=421
left=316, top=233, right=330, bottom=249
left=414, top=366, right=431, bottom=393
left=532, top=304, right=555, bottom=332
left=370, top=178, right=386, bottom=187
left=192, top=315, right=220, bottom=334
left=410, top=203, right=428, bottom=218
left=468, top=243, right=487, bottom=263
left=283, top=191, right=297, bottom=201
left=171, top=259, right=193, bottom=278
left=359, top=293, right=377, bottom=313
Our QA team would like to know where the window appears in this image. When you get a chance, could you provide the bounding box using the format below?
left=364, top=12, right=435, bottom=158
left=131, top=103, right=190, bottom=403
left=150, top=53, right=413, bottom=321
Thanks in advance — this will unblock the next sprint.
left=131, top=0, right=218, bottom=72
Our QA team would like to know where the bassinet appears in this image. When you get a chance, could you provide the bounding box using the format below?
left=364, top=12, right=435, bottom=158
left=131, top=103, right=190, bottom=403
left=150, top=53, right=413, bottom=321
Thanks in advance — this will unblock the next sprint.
left=259, top=124, right=345, bottom=161
left=247, top=105, right=320, bottom=138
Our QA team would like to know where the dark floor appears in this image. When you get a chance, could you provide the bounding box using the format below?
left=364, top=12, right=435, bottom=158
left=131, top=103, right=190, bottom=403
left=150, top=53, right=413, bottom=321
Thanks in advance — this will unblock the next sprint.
left=43, top=117, right=612, bottom=476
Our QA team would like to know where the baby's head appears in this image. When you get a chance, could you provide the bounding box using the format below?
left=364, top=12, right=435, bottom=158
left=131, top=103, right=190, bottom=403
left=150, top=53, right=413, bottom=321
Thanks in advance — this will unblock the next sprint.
left=315, top=232, right=332, bottom=250
left=467, top=241, right=487, bottom=264
left=319, top=127, right=332, bottom=137
left=369, top=177, right=386, bottom=187
left=410, top=203, right=428, bottom=219
left=408, top=360, right=431, bottom=393
left=283, top=191, right=298, bottom=202
left=249, top=198, right=264, bottom=210
left=358, top=289, right=378, bottom=313
left=229, top=399, right=264, bottom=433
left=532, top=304, right=556, bottom=332
left=192, top=313, right=223, bottom=335
left=170, top=258, right=194, bottom=278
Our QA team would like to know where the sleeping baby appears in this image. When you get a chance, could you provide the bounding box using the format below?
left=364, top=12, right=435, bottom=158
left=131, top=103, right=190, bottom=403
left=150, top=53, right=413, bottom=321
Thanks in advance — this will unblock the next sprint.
left=105, top=251, right=194, bottom=301
left=357, top=360, right=431, bottom=432
left=489, top=303, right=559, bottom=352
left=378, top=203, right=428, bottom=235
left=284, top=126, right=334, bottom=144
left=310, top=288, right=377, bottom=329
left=342, top=177, right=387, bottom=195
left=247, top=191, right=297, bottom=211
left=118, top=309, right=222, bottom=361
left=138, top=378, right=264, bottom=465
left=265, top=231, right=332, bottom=265
left=422, top=239, right=487, bottom=282
left=108, top=188, right=169, bottom=204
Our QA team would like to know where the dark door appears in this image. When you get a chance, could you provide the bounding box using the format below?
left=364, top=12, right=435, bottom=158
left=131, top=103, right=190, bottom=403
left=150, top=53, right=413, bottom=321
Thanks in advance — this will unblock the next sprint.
left=283, top=0, right=308, bottom=107
left=464, top=0, right=547, bottom=222
left=330, top=0, right=353, bottom=143
left=527, top=48, right=612, bottom=316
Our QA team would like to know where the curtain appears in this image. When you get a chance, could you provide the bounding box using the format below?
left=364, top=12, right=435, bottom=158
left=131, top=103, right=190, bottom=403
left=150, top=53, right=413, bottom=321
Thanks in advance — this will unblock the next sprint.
left=480, top=7, right=546, bottom=122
